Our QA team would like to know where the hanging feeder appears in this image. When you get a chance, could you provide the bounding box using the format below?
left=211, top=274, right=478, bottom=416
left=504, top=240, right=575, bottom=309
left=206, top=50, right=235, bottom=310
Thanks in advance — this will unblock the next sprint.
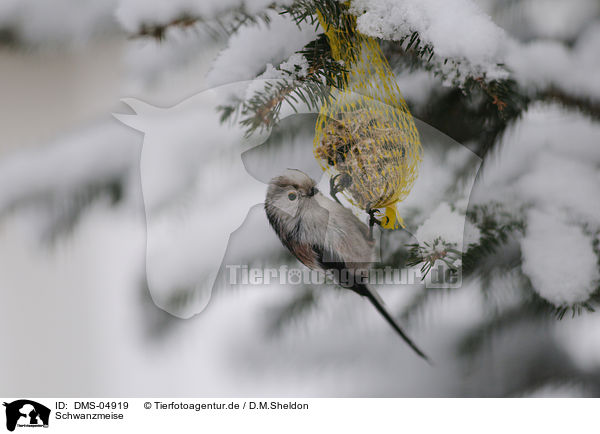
left=313, top=8, right=422, bottom=229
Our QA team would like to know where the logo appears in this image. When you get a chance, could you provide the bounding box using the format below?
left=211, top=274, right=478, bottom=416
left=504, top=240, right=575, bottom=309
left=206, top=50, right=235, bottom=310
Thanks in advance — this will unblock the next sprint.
left=3, top=401, right=50, bottom=432
left=115, top=81, right=481, bottom=318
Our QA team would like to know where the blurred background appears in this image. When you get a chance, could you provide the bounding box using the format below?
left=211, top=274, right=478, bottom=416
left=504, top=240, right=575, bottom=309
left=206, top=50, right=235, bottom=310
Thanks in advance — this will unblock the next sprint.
left=1, top=0, right=600, bottom=397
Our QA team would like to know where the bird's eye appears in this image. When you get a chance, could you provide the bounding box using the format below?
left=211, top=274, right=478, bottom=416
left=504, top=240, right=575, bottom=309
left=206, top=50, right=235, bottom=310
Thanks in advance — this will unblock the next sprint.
left=288, top=192, right=297, bottom=201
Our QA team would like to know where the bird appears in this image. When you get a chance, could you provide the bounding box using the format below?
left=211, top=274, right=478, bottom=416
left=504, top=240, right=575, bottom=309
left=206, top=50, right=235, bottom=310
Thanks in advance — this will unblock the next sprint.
left=264, top=169, right=429, bottom=361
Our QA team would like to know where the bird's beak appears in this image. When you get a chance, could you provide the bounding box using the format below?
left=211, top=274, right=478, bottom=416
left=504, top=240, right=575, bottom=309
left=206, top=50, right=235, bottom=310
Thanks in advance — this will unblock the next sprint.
left=307, top=186, right=318, bottom=197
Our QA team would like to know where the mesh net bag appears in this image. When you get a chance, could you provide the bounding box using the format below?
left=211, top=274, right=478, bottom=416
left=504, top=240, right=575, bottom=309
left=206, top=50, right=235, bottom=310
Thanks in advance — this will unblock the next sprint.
left=313, top=9, right=422, bottom=229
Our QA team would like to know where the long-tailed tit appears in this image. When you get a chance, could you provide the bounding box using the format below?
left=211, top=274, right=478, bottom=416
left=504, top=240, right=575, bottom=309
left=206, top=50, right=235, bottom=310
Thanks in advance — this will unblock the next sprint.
left=264, top=169, right=429, bottom=361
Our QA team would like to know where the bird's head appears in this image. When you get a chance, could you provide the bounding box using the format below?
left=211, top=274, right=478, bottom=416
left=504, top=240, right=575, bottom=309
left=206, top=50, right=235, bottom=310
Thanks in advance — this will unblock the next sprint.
left=265, top=169, right=318, bottom=218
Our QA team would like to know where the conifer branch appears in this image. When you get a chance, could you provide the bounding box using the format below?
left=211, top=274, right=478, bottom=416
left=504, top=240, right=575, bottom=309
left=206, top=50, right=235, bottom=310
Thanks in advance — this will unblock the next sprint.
left=132, top=5, right=274, bottom=40
left=218, top=33, right=347, bottom=134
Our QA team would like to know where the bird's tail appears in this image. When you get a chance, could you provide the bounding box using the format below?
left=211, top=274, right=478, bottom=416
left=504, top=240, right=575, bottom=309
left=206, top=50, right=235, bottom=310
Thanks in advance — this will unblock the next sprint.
left=354, top=284, right=431, bottom=363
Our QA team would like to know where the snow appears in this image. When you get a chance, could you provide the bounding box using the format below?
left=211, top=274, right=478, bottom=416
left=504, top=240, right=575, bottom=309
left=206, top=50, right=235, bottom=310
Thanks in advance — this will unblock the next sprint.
left=238, top=53, right=312, bottom=113
left=473, top=104, right=600, bottom=230
left=349, top=0, right=508, bottom=81
left=555, top=314, right=600, bottom=372
left=205, top=12, right=316, bottom=87
left=277, top=53, right=310, bottom=78
left=471, top=103, right=600, bottom=307
left=507, top=23, right=600, bottom=99
left=0, top=121, right=138, bottom=212
left=395, top=70, right=441, bottom=110
left=0, top=0, right=119, bottom=46
left=115, top=0, right=292, bottom=33
left=512, top=0, right=600, bottom=41
left=396, top=120, right=483, bottom=224
left=416, top=202, right=465, bottom=247
left=347, top=0, right=600, bottom=96
left=516, top=154, right=600, bottom=228
left=414, top=202, right=481, bottom=254
left=521, top=210, right=599, bottom=307
left=522, top=383, right=587, bottom=398
left=123, top=26, right=219, bottom=88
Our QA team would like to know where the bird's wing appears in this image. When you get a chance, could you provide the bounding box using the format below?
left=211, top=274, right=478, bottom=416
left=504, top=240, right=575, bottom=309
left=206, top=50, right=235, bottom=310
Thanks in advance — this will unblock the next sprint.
left=312, top=241, right=347, bottom=273
left=282, top=237, right=321, bottom=270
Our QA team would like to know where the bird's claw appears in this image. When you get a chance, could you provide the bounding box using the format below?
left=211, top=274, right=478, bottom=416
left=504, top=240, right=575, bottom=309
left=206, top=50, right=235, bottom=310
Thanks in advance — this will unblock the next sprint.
left=329, top=173, right=352, bottom=205
left=366, top=207, right=388, bottom=240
